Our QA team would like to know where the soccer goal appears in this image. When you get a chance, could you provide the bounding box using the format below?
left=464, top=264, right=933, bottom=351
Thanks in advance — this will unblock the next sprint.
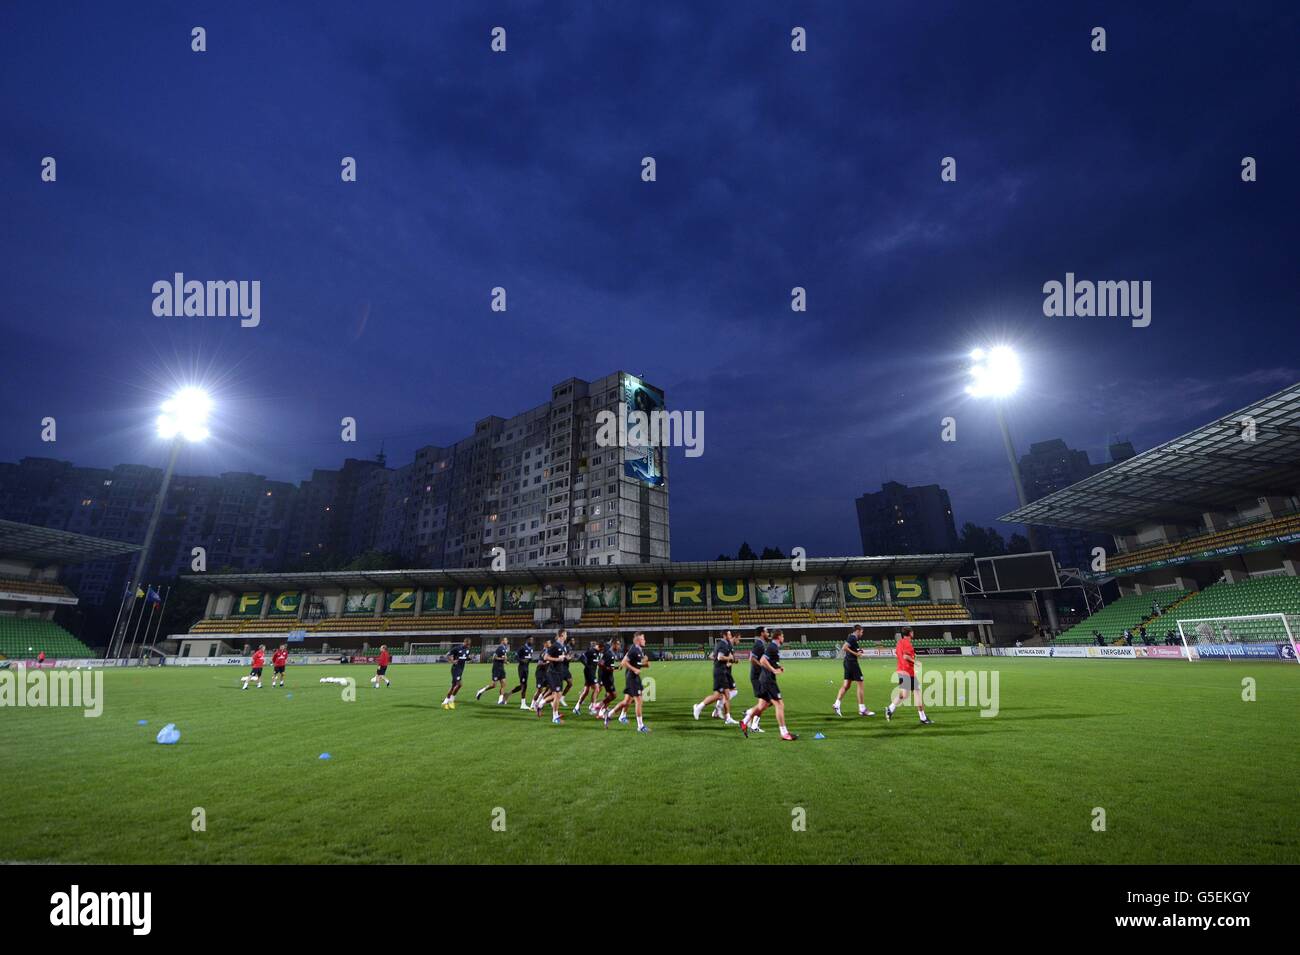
left=1175, top=613, right=1300, bottom=664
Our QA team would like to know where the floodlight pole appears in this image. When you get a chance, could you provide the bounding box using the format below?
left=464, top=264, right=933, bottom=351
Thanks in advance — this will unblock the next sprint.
left=995, top=403, right=1036, bottom=546
left=111, top=439, right=181, bottom=660
left=995, top=402, right=1059, bottom=635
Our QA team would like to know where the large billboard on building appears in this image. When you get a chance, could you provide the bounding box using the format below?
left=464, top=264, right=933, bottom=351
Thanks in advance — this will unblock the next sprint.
left=626, top=580, right=662, bottom=608
left=421, top=587, right=455, bottom=614
left=889, top=574, right=930, bottom=602
left=754, top=578, right=794, bottom=607
left=670, top=580, right=706, bottom=607
left=621, top=374, right=666, bottom=488
left=585, top=583, right=621, bottom=608
left=461, top=586, right=496, bottom=613
left=384, top=588, right=417, bottom=615
left=502, top=585, right=538, bottom=611
left=268, top=591, right=301, bottom=616
left=344, top=591, right=379, bottom=615
left=710, top=579, right=748, bottom=607
left=233, top=592, right=267, bottom=617
left=843, top=576, right=885, bottom=605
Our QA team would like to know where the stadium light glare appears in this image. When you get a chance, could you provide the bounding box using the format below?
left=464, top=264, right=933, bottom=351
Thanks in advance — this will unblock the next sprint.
left=156, top=387, right=212, bottom=442
left=962, top=341, right=1056, bottom=632
left=966, top=345, right=1022, bottom=399
left=113, top=386, right=212, bottom=660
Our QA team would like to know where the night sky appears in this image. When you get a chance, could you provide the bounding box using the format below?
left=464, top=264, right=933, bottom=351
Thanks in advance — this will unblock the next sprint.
left=2, top=1, right=1297, bottom=559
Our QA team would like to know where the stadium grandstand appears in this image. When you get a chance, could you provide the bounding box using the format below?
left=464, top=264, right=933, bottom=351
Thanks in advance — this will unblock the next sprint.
left=1002, top=381, right=1300, bottom=658
left=173, top=555, right=985, bottom=657
left=0, top=519, right=140, bottom=661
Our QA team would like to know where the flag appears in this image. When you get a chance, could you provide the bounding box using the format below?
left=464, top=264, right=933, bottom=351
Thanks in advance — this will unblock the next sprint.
left=135, top=587, right=146, bottom=599
left=147, top=586, right=162, bottom=606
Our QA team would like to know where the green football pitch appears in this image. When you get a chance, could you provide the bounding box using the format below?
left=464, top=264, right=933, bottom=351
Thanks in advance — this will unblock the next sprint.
left=1, top=658, right=1296, bottom=864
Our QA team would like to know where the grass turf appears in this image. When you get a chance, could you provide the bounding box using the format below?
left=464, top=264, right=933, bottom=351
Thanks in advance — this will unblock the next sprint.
left=0, top=658, right=1296, bottom=864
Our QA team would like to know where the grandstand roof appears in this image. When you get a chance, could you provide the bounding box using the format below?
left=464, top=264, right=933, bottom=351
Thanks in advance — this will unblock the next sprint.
left=0, top=519, right=140, bottom=565
left=182, top=554, right=972, bottom=592
left=1000, top=381, right=1300, bottom=532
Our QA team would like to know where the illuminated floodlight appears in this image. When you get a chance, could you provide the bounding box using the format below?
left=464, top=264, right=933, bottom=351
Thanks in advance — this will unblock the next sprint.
left=966, top=345, right=1022, bottom=399
left=156, top=387, right=212, bottom=442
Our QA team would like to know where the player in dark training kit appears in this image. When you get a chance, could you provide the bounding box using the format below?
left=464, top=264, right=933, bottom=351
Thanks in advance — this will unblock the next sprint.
left=745, top=627, right=770, bottom=733
left=709, top=630, right=741, bottom=720
left=833, top=624, right=875, bottom=717
left=604, top=632, right=651, bottom=733
left=692, top=630, right=740, bottom=724
left=442, top=638, right=473, bottom=709
left=557, top=628, right=574, bottom=704
left=742, top=629, right=797, bottom=740
left=531, top=639, right=552, bottom=711
left=507, top=636, right=534, bottom=709
left=536, top=631, right=569, bottom=723
left=594, top=638, right=620, bottom=717
left=476, top=638, right=511, bottom=705
left=573, top=641, right=603, bottom=716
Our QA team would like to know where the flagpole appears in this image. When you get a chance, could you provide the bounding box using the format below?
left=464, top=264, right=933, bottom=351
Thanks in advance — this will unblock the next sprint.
left=111, top=438, right=181, bottom=661
left=122, top=593, right=142, bottom=661
left=107, top=579, right=133, bottom=661
left=112, top=588, right=141, bottom=662
left=146, top=585, right=172, bottom=657
left=127, top=590, right=152, bottom=662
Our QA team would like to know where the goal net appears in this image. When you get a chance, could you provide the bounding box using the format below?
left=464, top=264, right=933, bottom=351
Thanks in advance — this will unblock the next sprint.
left=1176, top=613, right=1300, bottom=664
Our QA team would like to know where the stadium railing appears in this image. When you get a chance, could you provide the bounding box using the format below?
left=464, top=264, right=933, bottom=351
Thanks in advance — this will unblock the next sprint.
left=1108, top=512, right=1300, bottom=573
left=0, top=576, right=77, bottom=600
left=188, top=600, right=976, bottom=638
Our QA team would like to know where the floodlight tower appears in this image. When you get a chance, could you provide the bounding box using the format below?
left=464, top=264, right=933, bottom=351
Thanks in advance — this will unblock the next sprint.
left=966, top=347, right=1059, bottom=633
left=966, top=347, right=1035, bottom=541
left=110, top=388, right=211, bottom=659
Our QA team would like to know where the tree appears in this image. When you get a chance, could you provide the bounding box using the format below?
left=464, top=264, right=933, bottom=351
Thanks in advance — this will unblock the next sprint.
left=1007, top=533, right=1032, bottom=554
left=737, top=542, right=759, bottom=561
left=759, top=545, right=786, bottom=560
left=157, top=578, right=214, bottom=641
left=957, top=522, right=1008, bottom=559
left=342, top=550, right=405, bottom=571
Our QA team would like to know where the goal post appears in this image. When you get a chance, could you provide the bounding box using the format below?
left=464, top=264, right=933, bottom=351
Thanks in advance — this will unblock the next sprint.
left=1176, top=613, right=1300, bottom=664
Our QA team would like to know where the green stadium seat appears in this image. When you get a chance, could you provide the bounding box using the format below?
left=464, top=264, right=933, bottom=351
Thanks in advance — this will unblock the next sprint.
left=1055, top=589, right=1189, bottom=645
left=0, top=617, right=94, bottom=659
left=1166, top=577, right=1300, bottom=636
left=1058, top=577, right=1300, bottom=645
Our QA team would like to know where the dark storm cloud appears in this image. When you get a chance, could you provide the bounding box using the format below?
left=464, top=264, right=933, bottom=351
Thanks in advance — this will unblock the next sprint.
left=1, top=0, right=1297, bottom=558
